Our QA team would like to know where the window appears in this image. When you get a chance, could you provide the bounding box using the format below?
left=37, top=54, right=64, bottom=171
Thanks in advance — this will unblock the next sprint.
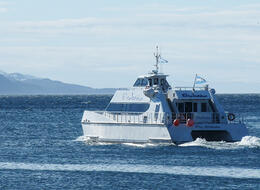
left=178, top=103, right=184, bottom=112
left=193, top=103, right=197, bottom=112
left=133, top=79, right=141, bottom=87
left=134, top=78, right=148, bottom=87
left=148, top=79, right=152, bottom=86
left=201, top=103, right=207, bottom=112
left=106, top=103, right=150, bottom=112
left=141, top=79, right=148, bottom=86
left=160, top=79, right=165, bottom=85
left=165, top=80, right=170, bottom=87
left=154, top=78, right=158, bottom=85
left=160, top=78, right=168, bottom=91
left=185, top=102, right=192, bottom=112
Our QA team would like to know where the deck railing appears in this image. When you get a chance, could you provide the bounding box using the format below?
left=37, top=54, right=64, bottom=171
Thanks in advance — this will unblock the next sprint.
left=174, top=86, right=206, bottom=91
left=97, top=111, right=168, bottom=125
left=91, top=111, right=244, bottom=125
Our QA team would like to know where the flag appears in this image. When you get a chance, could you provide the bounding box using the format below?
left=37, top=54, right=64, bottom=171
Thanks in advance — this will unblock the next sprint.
left=159, top=57, right=168, bottom=63
left=195, top=75, right=206, bottom=84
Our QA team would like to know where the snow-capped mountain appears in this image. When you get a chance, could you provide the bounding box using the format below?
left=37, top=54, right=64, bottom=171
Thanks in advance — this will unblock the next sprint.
left=5, top=73, right=38, bottom=81
left=0, top=71, right=116, bottom=95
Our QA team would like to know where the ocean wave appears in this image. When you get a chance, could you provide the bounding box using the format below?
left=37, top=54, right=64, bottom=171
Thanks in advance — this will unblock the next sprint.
left=179, top=138, right=232, bottom=150
left=75, top=135, right=260, bottom=149
left=180, top=136, right=260, bottom=150
left=122, top=143, right=153, bottom=148
left=74, top=136, right=175, bottom=147
left=73, top=136, right=88, bottom=142
left=74, top=136, right=117, bottom=145
left=0, top=162, right=259, bottom=179
left=121, top=142, right=170, bottom=148
left=236, top=136, right=260, bottom=147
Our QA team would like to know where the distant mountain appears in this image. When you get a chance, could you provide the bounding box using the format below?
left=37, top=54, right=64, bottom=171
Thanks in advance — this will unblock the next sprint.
left=0, top=71, right=118, bottom=95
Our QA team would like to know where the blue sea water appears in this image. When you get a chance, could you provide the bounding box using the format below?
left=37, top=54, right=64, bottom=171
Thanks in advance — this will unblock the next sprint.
left=0, top=94, right=259, bottom=190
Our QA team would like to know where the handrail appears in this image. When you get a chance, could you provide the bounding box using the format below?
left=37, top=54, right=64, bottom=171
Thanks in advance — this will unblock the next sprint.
left=98, top=111, right=168, bottom=125
left=87, top=111, right=244, bottom=125
left=174, top=87, right=205, bottom=90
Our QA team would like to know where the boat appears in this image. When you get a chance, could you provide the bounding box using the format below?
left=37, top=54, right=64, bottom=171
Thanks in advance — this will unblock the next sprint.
left=81, top=47, right=248, bottom=144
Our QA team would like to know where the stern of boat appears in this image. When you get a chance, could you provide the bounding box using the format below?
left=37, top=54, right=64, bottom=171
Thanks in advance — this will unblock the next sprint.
left=167, top=113, right=248, bottom=144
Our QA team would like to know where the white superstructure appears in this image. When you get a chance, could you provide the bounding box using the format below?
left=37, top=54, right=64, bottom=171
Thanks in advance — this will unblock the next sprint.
left=81, top=47, right=248, bottom=144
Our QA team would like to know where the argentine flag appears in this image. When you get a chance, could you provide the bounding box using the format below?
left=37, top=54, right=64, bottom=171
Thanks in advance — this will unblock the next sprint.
left=159, top=57, right=168, bottom=63
left=195, top=75, right=207, bottom=84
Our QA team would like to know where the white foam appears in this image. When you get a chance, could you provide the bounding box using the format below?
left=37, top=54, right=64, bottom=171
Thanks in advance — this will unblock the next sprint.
left=122, top=142, right=174, bottom=148
left=123, top=143, right=150, bottom=147
left=74, top=136, right=87, bottom=142
left=74, top=136, right=174, bottom=147
left=180, top=136, right=260, bottom=150
left=180, top=138, right=208, bottom=147
left=236, top=136, right=260, bottom=147
left=0, top=162, right=259, bottom=179
left=122, top=143, right=162, bottom=148
left=73, top=136, right=113, bottom=145
left=75, top=136, right=260, bottom=149
left=179, top=138, right=234, bottom=150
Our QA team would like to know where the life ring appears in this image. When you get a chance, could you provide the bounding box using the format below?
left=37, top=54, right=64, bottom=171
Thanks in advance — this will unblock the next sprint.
left=228, top=113, right=235, bottom=121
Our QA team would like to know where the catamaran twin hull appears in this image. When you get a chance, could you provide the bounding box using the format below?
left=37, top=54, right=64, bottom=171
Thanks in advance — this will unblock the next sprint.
left=81, top=111, right=248, bottom=144
left=82, top=122, right=171, bottom=143
left=81, top=47, right=249, bottom=144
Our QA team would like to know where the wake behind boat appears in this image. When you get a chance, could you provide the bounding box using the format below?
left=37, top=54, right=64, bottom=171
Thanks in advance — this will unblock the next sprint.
left=81, top=47, right=248, bottom=144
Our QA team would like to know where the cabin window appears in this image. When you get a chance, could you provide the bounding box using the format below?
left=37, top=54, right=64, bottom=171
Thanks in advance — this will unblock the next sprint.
left=106, top=103, right=150, bottom=112
left=201, top=103, right=207, bottom=112
left=178, top=103, right=184, bottom=112
left=141, top=79, right=148, bottom=86
left=134, top=78, right=148, bottom=87
left=148, top=79, right=152, bottom=86
left=154, top=78, right=158, bottom=85
left=193, top=103, right=197, bottom=112
left=160, top=79, right=165, bottom=85
left=160, top=78, right=169, bottom=91
left=154, top=104, right=160, bottom=120
left=133, top=79, right=141, bottom=87
left=164, top=80, right=170, bottom=88
left=185, top=102, right=192, bottom=112
left=177, top=102, right=198, bottom=112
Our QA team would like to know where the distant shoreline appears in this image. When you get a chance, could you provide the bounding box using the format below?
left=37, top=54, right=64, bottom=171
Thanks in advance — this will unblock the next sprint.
left=0, top=93, right=259, bottom=96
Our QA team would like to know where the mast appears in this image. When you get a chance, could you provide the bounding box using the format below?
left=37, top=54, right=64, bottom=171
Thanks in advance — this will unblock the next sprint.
left=153, top=46, right=161, bottom=74
left=192, top=74, right=197, bottom=91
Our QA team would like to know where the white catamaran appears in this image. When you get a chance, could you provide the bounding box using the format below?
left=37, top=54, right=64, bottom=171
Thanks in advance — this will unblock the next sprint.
left=81, top=47, right=248, bottom=144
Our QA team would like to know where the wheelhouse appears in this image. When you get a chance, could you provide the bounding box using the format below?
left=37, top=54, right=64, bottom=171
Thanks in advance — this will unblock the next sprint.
left=133, top=74, right=170, bottom=93
left=172, top=88, right=224, bottom=124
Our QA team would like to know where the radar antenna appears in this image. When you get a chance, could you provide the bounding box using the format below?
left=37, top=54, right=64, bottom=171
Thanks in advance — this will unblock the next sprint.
left=153, top=46, right=161, bottom=74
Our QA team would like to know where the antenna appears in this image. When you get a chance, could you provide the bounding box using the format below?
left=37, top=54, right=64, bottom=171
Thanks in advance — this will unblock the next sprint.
left=153, top=46, right=161, bottom=74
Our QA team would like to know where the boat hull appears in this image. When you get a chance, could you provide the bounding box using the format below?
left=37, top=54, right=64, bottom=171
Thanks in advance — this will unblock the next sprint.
left=168, top=123, right=249, bottom=144
left=82, top=122, right=171, bottom=143
left=81, top=111, right=248, bottom=144
left=81, top=122, right=248, bottom=144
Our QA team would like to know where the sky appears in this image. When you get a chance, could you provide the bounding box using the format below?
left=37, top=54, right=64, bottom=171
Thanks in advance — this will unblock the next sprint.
left=0, top=0, right=260, bottom=93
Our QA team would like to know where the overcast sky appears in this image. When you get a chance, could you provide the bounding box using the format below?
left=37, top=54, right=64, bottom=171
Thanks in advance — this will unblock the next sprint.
left=0, top=0, right=260, bottom=93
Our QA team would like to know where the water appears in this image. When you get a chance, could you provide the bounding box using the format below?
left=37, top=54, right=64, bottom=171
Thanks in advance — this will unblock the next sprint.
left=0, top=94, right=259, bottom=190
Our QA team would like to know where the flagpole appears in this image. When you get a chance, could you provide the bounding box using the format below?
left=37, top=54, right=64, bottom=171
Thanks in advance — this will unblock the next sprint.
left=193, top=74, right=197, bottom=91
